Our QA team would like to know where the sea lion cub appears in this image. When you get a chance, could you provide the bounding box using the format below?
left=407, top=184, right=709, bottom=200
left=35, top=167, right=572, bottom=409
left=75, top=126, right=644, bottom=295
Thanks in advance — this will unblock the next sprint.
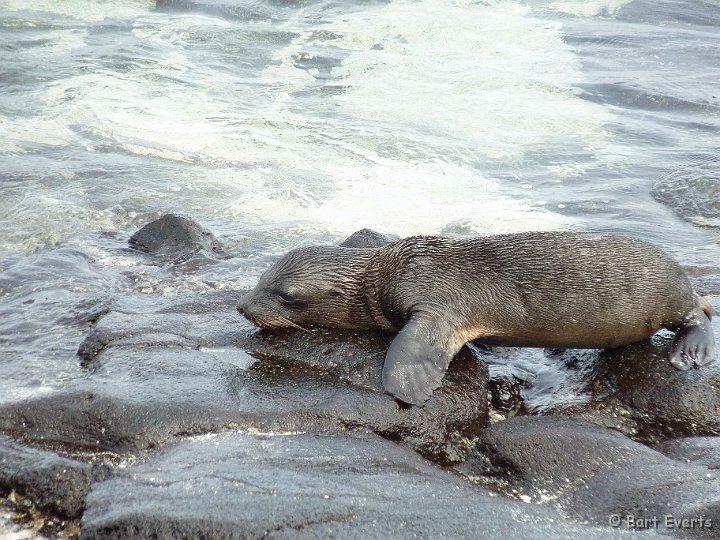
left=238, top=232, right=716, bottom=405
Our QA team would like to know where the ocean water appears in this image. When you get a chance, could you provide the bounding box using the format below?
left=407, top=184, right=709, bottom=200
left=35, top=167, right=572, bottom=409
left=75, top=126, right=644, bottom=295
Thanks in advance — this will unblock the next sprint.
left=1, top=0, right=719, bottom=418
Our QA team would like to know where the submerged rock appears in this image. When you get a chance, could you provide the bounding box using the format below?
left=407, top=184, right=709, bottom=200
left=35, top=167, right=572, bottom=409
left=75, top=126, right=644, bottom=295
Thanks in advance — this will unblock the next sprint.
left=651, top=158, right=720, bottom=229
left=79, top=430, right=643, bottom=539
left=339, top=228, right=400, bottom=248
left=461, top=416, right=720, bottom=537
left=128, top=213, right=226, bottom=265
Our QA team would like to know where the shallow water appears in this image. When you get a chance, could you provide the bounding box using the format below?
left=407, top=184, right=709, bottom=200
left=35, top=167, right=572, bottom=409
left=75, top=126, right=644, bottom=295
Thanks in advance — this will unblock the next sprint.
left=1, top=0, right=719, bottom=408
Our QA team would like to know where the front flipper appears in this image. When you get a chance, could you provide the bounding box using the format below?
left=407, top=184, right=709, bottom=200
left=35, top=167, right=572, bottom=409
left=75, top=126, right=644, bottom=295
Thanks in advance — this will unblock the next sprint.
left=669, top=307, right=716, bottom=370
left=382, top=313, right=462, bottom=406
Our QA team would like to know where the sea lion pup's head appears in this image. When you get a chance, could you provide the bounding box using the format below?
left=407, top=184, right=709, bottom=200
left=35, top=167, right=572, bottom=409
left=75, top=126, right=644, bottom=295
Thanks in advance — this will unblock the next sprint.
left=238, top=246, right=374, bottom=330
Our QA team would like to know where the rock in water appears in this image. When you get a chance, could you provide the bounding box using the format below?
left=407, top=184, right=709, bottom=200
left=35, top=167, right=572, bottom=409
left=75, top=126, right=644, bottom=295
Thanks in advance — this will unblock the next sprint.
left=129, top=214, right=226, bottom=264
left=339, top=228, right=400, bottom=248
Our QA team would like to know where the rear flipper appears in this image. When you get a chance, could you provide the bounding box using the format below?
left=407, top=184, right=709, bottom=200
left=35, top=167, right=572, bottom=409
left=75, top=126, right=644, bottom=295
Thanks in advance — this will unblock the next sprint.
left=669, top=307, right=716, bottom=370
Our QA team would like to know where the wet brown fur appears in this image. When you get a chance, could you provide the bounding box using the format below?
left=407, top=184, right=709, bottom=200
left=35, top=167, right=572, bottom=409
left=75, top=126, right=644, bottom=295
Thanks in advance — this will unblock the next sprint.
left=240, top=231, right=706, bottom=349
left=239, top=231, right=714, bottom=404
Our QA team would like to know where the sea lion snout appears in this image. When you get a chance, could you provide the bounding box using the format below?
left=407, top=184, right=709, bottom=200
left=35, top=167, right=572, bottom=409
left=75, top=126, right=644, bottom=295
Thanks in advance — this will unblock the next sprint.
left=237, top=292, right=257, bottom=321
left=237, top=289, right=305, bottom=330
left=237, top=294, right=248, bottom=316
left=237, top=294, right=249, bottom=314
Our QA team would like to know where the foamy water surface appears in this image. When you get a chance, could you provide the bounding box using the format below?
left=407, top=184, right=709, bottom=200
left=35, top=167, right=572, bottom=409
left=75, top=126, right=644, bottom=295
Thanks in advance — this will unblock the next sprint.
left=1, top=0, right=719, bottom=414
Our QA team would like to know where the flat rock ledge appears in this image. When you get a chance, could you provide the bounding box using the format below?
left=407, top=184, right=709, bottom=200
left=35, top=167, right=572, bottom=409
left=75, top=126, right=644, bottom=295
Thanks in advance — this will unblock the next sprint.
left=0, top=286, right=488, bottom=466
left=79, top=430, right=639, bottom=540
left=0, top=436, right=92, bottom=520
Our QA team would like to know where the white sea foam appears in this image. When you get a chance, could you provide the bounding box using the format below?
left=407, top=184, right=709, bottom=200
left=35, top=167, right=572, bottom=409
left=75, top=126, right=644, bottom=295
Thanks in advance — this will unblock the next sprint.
left=255, top=0, right=631, bottom=236
left=268, top=0, right=626, bottom=157
left=303, top=163, right=563, bottom=237
left=1, top=0, right=633, bottom=251
left=543, top=0, right=631, bottom=17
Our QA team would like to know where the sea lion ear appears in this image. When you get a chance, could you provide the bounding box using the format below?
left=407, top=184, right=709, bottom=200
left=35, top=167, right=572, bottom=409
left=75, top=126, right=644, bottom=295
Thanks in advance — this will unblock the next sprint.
left=381, top=313, right=460, bottom=406
left=328, top=286, right=345, bottom=297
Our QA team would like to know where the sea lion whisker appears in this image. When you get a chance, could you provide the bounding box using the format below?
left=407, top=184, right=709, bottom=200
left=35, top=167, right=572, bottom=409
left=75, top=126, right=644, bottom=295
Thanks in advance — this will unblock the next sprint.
left=277, top=315, right=311, bottom=333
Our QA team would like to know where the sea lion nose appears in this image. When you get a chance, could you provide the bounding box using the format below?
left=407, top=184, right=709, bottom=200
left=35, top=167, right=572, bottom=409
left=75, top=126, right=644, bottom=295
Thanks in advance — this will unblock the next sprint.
left=237, top=293, right=251, bottom=316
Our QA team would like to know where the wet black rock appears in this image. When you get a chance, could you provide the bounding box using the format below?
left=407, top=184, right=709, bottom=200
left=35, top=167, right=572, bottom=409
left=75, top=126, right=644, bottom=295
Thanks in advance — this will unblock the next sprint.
left=0, top=436, right=92, bottom=519
left=544, top=299, right=720, bottom=442
left=79, top=430, right=640, bottom=539
left=243, top=327, right=489, bottom=464
left=6, top=217, right=714, bottom=538
left=656, top=437, right=720, bottom=469
left=575, top=322, right=720, bottom=442
left=1, top=290, right=488, bottom=464
left=339, top=228, right=400, bottom=248
left=128, top=213, right=226, bottom=264
left=462, top=416, right=720, bottom=537
left=487, top=374, right=524, bottom=418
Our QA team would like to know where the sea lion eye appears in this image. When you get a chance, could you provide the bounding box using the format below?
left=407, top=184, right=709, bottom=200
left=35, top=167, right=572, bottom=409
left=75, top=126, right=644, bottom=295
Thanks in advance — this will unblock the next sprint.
left=277, top=291, right=297, bottom=304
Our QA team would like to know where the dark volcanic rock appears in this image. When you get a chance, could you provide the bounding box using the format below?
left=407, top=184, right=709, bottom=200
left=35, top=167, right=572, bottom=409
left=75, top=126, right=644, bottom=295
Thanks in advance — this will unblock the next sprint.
left=657, top=437, right=720, bottom=469
left=0, top=436, right=92, bottom=519
left=9, top=216, right=713, bottom=538
left=79, top=430, right=641, bottom=539
left=1, top=290, right=488, bottom=464
left=129, top=214, right=226, bottom=264
left=487, top=374, right=524, bottom=418
left=339, top=228, right=400, bottom=248
left=243, top=327, right=489, bottom=464
left=550, top=300, right=720, bottom=442
left=575, top=313, right=720, bottom=442
left=462, top=416, right=720, bottom=537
